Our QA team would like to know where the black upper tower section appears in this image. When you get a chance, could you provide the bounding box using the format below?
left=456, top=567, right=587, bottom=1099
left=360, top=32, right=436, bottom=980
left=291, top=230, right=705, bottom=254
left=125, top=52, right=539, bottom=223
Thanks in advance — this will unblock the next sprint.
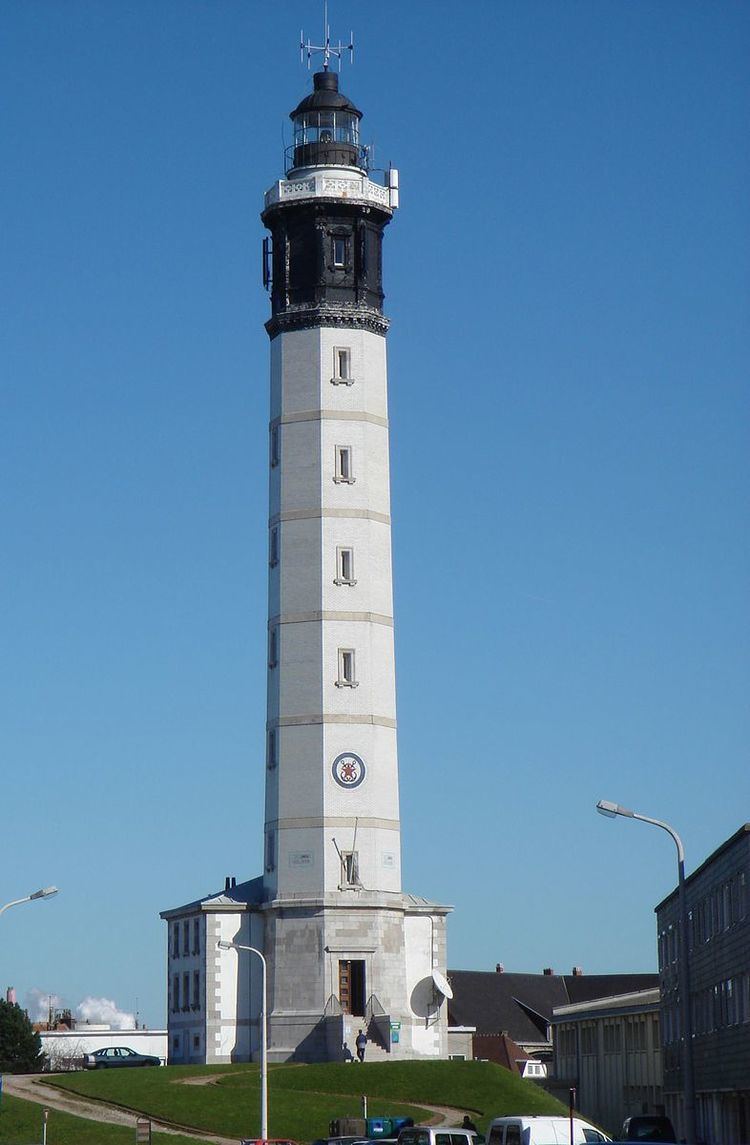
left=262, top=71, right=393, bottom=339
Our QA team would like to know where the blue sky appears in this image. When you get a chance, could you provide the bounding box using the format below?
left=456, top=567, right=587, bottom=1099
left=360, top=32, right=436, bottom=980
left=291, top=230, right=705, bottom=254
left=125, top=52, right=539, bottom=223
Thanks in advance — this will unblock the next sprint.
left=2, top=1, right=748, bottom=1028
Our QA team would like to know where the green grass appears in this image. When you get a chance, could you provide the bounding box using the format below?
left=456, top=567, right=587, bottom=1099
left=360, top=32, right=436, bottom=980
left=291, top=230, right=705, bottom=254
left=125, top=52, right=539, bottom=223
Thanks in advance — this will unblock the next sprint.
left=45, top=1060, right=568, bottom=1141
left=0, top=1092, right=213, bottom=1145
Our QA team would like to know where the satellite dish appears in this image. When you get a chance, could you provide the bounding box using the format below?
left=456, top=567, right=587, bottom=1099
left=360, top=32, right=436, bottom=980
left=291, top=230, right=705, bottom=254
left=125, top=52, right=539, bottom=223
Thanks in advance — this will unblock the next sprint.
left=432, top=969, right=453, bottom=1000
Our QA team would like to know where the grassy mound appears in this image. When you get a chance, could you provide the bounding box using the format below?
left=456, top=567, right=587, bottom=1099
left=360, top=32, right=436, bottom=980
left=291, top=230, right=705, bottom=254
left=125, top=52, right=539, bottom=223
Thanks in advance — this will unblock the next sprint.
left=46, top=1060, right=567, bottom=1141
left=0, top=1091, right=212, bottom=1145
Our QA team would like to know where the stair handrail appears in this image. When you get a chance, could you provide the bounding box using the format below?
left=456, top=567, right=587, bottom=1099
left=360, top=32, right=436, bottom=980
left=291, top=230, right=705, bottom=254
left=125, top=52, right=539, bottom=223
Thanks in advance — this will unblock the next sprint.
left=323, top=993, right=343, bottom=1016
left=365, top=992, right=386, bottom=1022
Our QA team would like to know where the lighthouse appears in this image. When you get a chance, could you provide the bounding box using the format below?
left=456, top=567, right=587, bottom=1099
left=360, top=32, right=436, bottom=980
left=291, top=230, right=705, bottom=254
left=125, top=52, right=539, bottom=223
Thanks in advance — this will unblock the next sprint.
left=161, top=40, right=451, bottom=1066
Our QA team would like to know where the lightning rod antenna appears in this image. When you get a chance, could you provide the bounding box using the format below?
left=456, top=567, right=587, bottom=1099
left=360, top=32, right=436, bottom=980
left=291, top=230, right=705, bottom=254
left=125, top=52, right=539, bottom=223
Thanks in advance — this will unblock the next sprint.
left=300, top=0, right=354, bottom=73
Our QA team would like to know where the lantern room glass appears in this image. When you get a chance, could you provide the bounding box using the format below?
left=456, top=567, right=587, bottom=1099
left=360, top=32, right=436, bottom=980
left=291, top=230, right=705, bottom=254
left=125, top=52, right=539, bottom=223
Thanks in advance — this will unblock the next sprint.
left=293, top=111, right=359, bottom=149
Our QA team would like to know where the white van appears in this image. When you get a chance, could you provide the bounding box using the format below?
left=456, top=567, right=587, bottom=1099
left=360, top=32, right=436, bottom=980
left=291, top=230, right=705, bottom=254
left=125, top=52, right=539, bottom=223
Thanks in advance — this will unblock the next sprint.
left=486, top=1116, right=610, bottom=1145
left=398, top=1128, right=478, bottom=1145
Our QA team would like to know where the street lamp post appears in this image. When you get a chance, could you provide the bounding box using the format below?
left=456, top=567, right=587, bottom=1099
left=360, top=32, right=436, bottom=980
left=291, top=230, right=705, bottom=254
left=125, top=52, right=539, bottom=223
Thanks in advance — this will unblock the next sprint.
left=0, top=887, right=59, bottom=919
left=217, top=939, right=267, bottom=1141
left=596, top=801, right=696, bottom=1144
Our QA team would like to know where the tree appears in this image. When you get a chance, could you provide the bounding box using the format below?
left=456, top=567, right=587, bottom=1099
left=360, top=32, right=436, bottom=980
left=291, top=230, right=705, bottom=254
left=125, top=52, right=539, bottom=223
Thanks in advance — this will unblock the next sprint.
left=0, top=1000, right=45, bottom=1073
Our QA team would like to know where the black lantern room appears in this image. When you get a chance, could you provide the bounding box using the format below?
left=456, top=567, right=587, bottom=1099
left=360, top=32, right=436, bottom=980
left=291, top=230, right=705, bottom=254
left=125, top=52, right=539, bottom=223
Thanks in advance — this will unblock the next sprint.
left=288, top=71, right=363, bottom=174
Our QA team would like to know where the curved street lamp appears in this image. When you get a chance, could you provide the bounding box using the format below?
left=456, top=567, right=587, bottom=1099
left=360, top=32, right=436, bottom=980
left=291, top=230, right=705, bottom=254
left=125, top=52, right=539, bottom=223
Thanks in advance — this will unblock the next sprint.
left=217, top=939, right=267, bottom=1141
left=0, top=886, right=59, bottom=919
left=596, top=801, right=695, bottom=1144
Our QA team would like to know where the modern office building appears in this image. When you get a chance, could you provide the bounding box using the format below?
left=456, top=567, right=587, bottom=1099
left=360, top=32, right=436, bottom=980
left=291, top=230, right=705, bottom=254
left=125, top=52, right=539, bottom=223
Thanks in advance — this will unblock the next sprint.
left=656, top=823, right=750, bottom=1144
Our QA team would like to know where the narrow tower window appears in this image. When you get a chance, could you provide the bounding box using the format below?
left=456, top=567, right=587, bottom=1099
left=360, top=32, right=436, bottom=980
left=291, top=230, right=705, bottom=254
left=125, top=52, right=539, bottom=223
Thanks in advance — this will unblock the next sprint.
left=332, top=236, right=348, bottom=268
left=336, top=648, right=358, bottom=688
left=192, top=971, right=200, bottom=1009
left=270, top=425, right=280, bottom=467
left=172, top=975, right=180, bottom=1012
left=182, top=972, right=190, bottom=1011
left=332, top=346, right=353, bottom=384
left=334, top=446, right=355, bottom=484
left=335, top=546, right=356, bottom=586
left=268, top=627, right=279, bottom=668
left=192, top=919, right=200, bottom=955
left=341, top=850, right=360, bottom=886
left=267, top=727, right=277, bottom=769
left=265, top=829, right=276, bottom=873
left=269, top=525, right=279, bottom=567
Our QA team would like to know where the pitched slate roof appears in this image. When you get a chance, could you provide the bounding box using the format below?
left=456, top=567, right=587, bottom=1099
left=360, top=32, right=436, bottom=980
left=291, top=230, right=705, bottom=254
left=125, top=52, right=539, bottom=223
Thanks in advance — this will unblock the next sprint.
left=159, top=876, right=265, bottom=920
left=446, top=970, right=658, bottom=1042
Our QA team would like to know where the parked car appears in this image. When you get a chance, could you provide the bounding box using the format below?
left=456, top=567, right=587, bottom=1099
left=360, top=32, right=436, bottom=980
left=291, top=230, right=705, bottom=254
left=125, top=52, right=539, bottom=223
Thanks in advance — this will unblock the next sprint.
left=240, top=1140, right=299, bottom=1145
left=398, top=1127, right=480, bottom=1145
left=620, top=1116, right=676, bottom=1142
left=84, top=1046, right=161, bottom=1069
left=312, top=1138, right=374, bottom=1145
left=486, top=1116, right=611, bottom=1145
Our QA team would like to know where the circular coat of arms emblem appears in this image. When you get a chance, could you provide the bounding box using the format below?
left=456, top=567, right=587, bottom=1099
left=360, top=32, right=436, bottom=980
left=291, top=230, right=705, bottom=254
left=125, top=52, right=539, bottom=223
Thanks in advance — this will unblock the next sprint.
left=332, top=752, right=366, bottom=789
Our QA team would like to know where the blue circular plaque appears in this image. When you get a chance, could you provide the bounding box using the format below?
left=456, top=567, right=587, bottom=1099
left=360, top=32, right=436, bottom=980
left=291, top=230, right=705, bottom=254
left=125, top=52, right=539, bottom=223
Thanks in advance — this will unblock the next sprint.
left=332, top=752, right=366, bottom=789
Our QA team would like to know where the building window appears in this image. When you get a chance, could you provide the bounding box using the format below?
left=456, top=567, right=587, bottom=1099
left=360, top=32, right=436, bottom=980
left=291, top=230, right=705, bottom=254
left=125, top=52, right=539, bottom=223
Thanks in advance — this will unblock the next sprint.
left=172, top=975, right=180, bottom=1013
left=192, top=919, right=200, bottom=956
left=267, top=727, right=277, bottom=769
left=192, top=970, right=200, bottom=1010
left=269, top=627, right=278, bottom=668
left=740, top=973, right=750, bottom=1023
left=332, top=236, right=348, bottom=268
left=172, top=923, right=180, bottom=958
left=332, top=347, right=353, bottom=384
left=625, top=1019, right=646, bottom=1051
left=193, top=1034, right=200, bottom=1050
left=580, top=1026, right=596, bottom=1055
left=335, top=546, right=356, bottom=585
left=265, top=829, right=276, bottom=873
left=182, top=920, right=189, bottom=955
left=182, top=973, right=190, bottom=1011
left=270, top=425, right=280, bottom=467
left=336, top=648, right=358, bottom=688
left=269, top=526, right=279, bottom=567
left=340, top=850, right=360, bottom=886
left=334, top=445, right=355, bottom=484
left=172, top=1035, right=179, bottom=1052
left=557, top=1027, right=575, bottom=1057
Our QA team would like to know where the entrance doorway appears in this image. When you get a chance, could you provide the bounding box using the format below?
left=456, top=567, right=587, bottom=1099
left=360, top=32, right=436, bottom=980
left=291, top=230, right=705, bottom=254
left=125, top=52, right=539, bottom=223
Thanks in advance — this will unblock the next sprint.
left=338, top=959, right=366, bottom=1016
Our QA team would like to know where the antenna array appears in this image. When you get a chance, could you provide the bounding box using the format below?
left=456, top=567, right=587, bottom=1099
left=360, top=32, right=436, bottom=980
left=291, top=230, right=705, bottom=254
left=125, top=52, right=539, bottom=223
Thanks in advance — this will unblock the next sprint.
left=300, top=0, right=354, bottom=72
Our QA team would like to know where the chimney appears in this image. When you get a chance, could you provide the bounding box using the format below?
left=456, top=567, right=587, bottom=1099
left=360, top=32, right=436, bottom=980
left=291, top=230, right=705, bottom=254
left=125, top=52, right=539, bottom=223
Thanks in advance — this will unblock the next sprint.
left=231, top=877, right=237, bottom=888
left=224, top=876, right=231, bottom=892
left=6, top=986, right=16, bottom=1005
left=572, top=966, right=584, bottom=976
left=496, top=963, right=505, bottom=973
left=543, top=967, right=554, bottom=976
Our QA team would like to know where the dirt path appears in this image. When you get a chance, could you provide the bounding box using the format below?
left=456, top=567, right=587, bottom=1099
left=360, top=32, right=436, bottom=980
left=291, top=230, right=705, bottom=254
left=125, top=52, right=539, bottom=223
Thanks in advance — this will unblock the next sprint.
left=177, top=1076, right=470, bottom=1127
left=6, top=1072, right=470, bottom=1143
left=3, top=1074, right=235, bottom=1145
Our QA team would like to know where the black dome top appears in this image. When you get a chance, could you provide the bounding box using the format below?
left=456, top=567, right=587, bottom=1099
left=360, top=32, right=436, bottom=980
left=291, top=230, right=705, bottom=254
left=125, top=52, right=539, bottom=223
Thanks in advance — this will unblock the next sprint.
left=290, top=71, right=362, bottom=121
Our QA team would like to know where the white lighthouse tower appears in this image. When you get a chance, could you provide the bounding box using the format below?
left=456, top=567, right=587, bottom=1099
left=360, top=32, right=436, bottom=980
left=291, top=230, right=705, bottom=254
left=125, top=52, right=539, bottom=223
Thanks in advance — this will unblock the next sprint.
left=161, top=37, right=451, bottom=1066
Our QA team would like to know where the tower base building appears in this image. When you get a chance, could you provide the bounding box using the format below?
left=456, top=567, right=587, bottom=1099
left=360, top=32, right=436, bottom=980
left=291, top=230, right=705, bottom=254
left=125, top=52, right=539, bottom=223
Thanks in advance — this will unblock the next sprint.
left=161, top=61, right=451, bottom=1064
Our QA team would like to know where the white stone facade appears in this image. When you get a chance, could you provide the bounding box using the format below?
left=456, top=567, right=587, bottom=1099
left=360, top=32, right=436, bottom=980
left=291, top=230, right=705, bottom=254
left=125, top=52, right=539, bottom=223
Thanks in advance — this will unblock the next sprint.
left=265, top=324, right=400, bottom=900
